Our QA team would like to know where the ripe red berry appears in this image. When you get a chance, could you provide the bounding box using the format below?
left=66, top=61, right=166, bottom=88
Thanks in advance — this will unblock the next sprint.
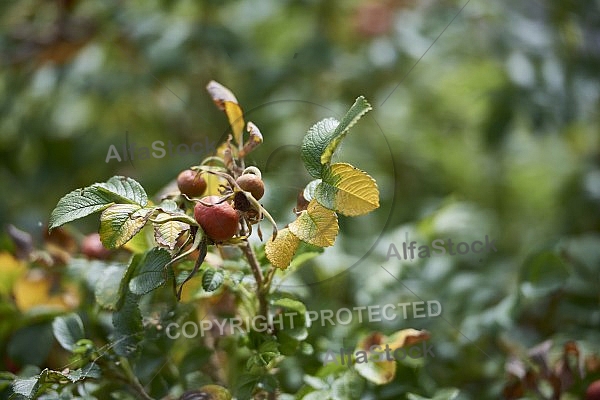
left=194, top=196, right=239, bottom=242
left=177, top=170, right=207, bottom=197
left=236, top=174, right=264, bottom=200
left=587, top=380, right=600, bottom=400
left=81, top=233, right=110, bottom=259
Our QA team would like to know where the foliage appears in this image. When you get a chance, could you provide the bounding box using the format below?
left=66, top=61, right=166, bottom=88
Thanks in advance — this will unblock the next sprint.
left=3, top=82, right=386, bottom=399
left=1, top=0, right=600, bottom=399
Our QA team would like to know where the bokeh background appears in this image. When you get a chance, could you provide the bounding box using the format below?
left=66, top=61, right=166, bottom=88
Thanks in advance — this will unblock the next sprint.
left=1, top=0, right=599, bottom=399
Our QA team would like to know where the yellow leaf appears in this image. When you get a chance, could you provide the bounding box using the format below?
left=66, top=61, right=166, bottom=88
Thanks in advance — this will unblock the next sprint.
left=224, top=102, right=244, bottom=147
left=288, top=200, right=338, bottom=247
left=154, top=217, right=189, bottom=251
left=386, top=328, right=431, bottom=351
left=354, top=332, right=395, bottom=385
left=0, top=252, right=26, bottom=296
left=206, top=80, right=244, bottom=146
left=316, top=162, right=379, bottom=216
left=265, top=228, right=300, bottom=269
left=354, top=355, right=396, bottom=385
left=354, top=329, right=430, bottom=385
left=13, top=270, right=78, bottom=312
left=204, top=172, right=227, bottom=197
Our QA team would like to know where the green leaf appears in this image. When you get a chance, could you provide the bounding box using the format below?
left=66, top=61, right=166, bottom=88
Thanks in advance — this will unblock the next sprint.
left=112, top=291, right=142, bottom=356
left=65, top=363, right=101, bottom=382
left=157, top=198, right=178, bottom=212
left=321, top=96, right=372, bottom=165
left=301, top=117, right=339, bottom=178
left=0, top=372, right=16, bottom=392
left=407, top=388, right=460, bottom=400
left=177, top=233, right=208, bottom=300
left=301, top=97, right=372, bottom=179
left=117, top=254, right=143, bottom=309
left=272, top=295, right=308, bottom=355
left=315, top=163, right=379, bottom=216
left=49, top=176, right=148, bottom=231
left=303, top=179, right=321, bottom=202
left=110, top=252, right=145, bottom=356
left=11, top=377, right=39, bottom=398
left=95, top=176, right=148, bottom=206
left=95, top=265, right=125, bottom=310
left=331, top=370, right=365, bottom=399
left=302, top=390, right=331, bottom=400
left=202, top=268, right=224, bottom=292
left=52, top=314, right=84, bottom=352
left=520, top=250, right=570, bottom=297
left=8, top=323, right=54, bottom=366
left=49, top=187, right=116, bottom=231
left=235, top=373, right=261, bottom=400
left=99, top=204, right=153, bottom=248
left=128, top=248, right=172, bottom=295
left=11, top=365, right=101, bottom=399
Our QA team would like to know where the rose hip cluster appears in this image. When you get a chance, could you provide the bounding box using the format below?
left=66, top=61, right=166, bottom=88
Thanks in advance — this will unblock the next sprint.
left=176, top=168, right=265, bottom=243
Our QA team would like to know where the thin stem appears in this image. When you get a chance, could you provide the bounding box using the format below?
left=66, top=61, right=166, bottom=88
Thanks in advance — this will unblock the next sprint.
left=118, top=357, right=154, bottom=400
left=241, top=242, right=267, bottom=318
left=262, top=266, right=277, bottom=296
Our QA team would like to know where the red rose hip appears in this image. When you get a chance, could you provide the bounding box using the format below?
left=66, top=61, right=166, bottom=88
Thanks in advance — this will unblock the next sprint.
left=587, top=380, right=600, bottom=400
left=177, top=170, right=207, bottom=197
left=194, top=196, right=239, bottom=242
left=236, top=174, right=265, bottom=200
left=81, top=233, right=110, bottom=259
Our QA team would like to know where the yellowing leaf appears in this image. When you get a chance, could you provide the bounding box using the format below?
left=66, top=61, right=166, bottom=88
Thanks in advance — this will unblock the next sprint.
left=99, top=205, right=153, bottom=248
left=206, top=80, right=238, bottom=108
left=154, top=216, right=190, bottom=251
left=288, top=200, right=338, bottom=247
left=206, top=80, right=244, bottom=146
left=204, top=171, right=227, bottom=197
left=354, top=329, right=430, bottom=385
left=224, top=102, right=244, bottom=147
left=265, top=228, right=300, bottom=269
left=13, top=270, right=78, bottom=312
left=354, top=332, right=395, bottom=385
left=123, top=226, right=152, bottom=254
left=0, top=252, right=26, bottom=296
left=315, top=162, right=379, bottom=216
left=386, top=328, right=431, bottom=351
left=354, top=354, right=396, bottom=385
left=239, top=122, right=263, bottom=157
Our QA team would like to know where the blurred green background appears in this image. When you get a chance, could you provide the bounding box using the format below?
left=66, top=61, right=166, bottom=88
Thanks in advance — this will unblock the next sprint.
left=1, top=0, right=599, bottom=398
